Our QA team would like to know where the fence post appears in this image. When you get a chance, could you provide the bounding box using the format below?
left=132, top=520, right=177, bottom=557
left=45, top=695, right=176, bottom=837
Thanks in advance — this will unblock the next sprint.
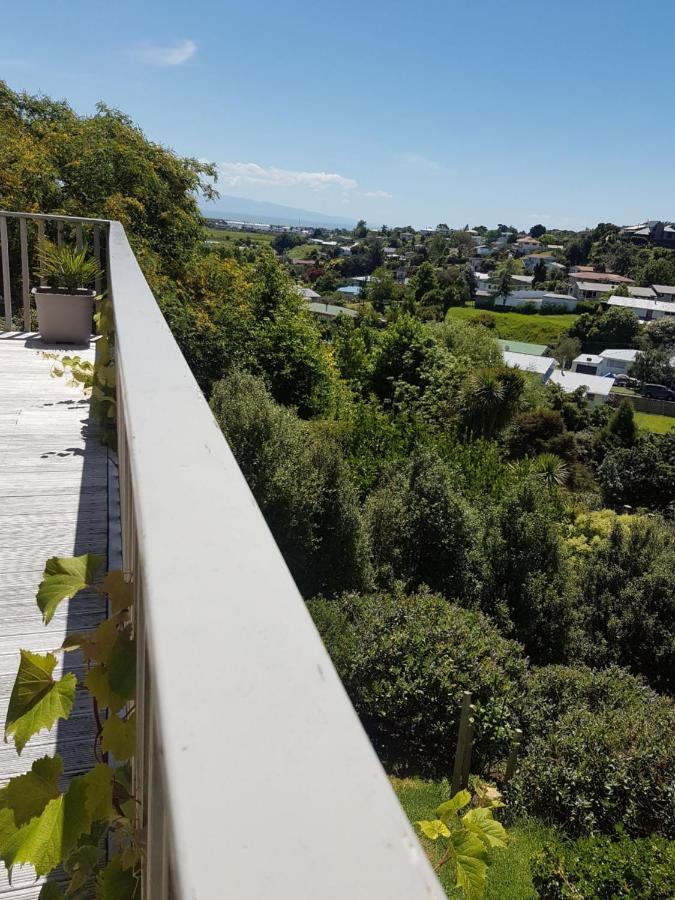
left=504, top=728, right=523, bottom=784
left=460, top=713, right=475, bottom=791
left=451, top=691, right=472, bottom=796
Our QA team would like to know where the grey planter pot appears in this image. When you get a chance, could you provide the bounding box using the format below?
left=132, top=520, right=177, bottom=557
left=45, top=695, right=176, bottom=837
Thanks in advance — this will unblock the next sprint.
left=33, top=288, right=95, bottom=344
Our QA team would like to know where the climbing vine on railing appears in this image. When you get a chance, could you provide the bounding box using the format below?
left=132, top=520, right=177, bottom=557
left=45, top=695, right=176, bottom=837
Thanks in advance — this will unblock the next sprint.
left=45, top=293, right=117, bottom=448
left=416, top=778, right=508, bottom=899
left=0, top=554, right=140, bottom=899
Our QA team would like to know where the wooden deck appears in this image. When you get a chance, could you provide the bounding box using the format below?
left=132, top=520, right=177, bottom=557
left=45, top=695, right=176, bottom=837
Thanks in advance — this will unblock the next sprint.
left=0, top=334, right=111, bottom=897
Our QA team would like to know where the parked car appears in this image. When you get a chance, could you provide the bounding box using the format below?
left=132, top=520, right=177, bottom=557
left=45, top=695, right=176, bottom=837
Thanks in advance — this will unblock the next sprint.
left=641, top=383, right=675, bottom=401
left=614, top=375, right=640, bottom=389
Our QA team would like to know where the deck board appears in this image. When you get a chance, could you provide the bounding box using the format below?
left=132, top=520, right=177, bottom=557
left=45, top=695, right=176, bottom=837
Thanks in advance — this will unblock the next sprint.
left=0, top=334, right=110, bottom=897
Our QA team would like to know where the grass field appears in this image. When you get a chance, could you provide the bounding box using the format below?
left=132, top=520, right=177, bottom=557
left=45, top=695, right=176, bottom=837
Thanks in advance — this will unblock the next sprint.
left=634, top=411, right=675, bottom=433
left=392, top=776, right=559, bottom=898
left=205, top=227, right=275, bottom=245
left=446, top=306, right=577, bottom=346
left=287, top=243, right=318, bottom=259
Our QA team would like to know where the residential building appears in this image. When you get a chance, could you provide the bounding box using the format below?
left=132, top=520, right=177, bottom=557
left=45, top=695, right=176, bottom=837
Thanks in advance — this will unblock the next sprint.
left=549, top=369, right=615, bottom=405
left=621, top=220, right=675, bottom=248
left=513, top=236, right=542, bottom=255
left=570, top=280, right=617, bottom=300
left=497, top=339, right=549, bottom=356
left=627, top=285, right=657, bottom=299
left=337, top=285, right=362, bottom=296
left=489, top=290, right=577, bottom=312
left=296, top=286, right=321, bottom=301
left=599, top=348, right=641, bottom=375
left=521, top=251, right=557, bottom=272
left=502, top=350, right=556, bottom=381
left=606, top=295, right=675, bottom=321
left=653, top=284, right=675, bottom=301
left=569, top=270, right=633, bottom=286
left=308, top=302, right=359, bottom=320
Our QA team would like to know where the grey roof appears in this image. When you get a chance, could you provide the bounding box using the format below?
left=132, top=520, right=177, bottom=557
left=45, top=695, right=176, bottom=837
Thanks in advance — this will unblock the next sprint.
left=307, top=302, right=358, bottom=318
left=600, top=348, right=641, bottom=362
left=502, top=351, right=556, bottom=376
left=575, top=281, right=615, bottom=292
left=549, top=369, right=615, bottom=396
left=652, top=284, right=675, bottom=294
left=627, top=285, right=656, bottom=298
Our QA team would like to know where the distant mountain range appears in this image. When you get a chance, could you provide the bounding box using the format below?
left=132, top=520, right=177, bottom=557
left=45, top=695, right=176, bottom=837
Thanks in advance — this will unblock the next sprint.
left=201, top=194, right=357, bottom=229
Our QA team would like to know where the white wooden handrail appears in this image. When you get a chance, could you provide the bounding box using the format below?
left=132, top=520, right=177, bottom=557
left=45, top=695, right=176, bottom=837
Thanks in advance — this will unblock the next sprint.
left=1, top=210, right=444, bottom=899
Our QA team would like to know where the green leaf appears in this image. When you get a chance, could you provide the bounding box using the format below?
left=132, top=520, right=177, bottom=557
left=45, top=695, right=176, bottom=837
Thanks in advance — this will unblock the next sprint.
left=37, top=554, right=105, bottom=624
left=5, top=651, right=77, bottom=754
left=82, top=764, right=115, bottom=822
left=84, top=666, right=126, bottom=713
left=96, top=857, right=140, bottom=900
left=451, top=829, right=488, bottom=899
left=101, top=571, right=133, bottom=615
left=462, top=807, right=508, bottom=850
left=65, top=844, right=102, bottom=895
left=106, top=627, right=136, bottom=701
left=0, top=776, right=90, bottom=877
left=417, top=818, right=450, bottom=841
left=39, top=885, right=65, bottom=900
left=101, top=714, right=135, bottom=761
left=436, top=789, right=472, bottom=824
left=0, top=755, right=62, bottom=826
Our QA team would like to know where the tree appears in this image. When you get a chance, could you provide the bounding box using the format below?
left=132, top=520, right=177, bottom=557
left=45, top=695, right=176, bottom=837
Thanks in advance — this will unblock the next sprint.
left=458, top=367, right=524, bottom=438
left=354, top=219, right=368, bottom=238
left=551, top=335, right=581, bottom=370
left=409, top=261, right=437, bottom=301
left=532, top=259, right=547, bottom=285
left=271, top=232, right=301, bottom=254
left=529, top=224, right=547, bottom=239
left=630, top=348, right=675, bottom=388
left=450, top=230, right=474, bottom=260
left=607, top=399, right=637, bottom=447
left=597, top=433, right=675, bottom=511
left=491, top=258, right=520, bottom=302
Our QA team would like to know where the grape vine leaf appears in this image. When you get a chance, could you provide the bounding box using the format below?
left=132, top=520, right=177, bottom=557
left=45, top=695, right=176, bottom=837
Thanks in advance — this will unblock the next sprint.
left=101, top=571, right=133, bottom=615
left=106, top=628, right=136, bottom=701
left=436, top=789, right=471, bottom=824
left=5, top=651, right=77, bottom=754
left=463, top=807, right=508, bottom=850
left=82, top=764, right=115, bottom=822
left=451, top=829, right=488, bottom=899
left=0, top=776, right=90, bottom=877
left=65, top=844, right=102, bottom=894
left=417, top=819, right=450, bottom=841
left=37, top=554, right=105, bottom=624
left=38, top=885, right=64, bottom=900
left=0, top=755, right=62, bottom=826
left=101, top=713, right=136, bottom=762
left=85, top=666, right=126, bottom=714
left=96, top=857, right=140, bottom=900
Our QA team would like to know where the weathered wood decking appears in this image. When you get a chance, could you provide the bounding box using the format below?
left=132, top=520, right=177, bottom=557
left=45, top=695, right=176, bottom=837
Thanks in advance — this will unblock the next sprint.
left=0, top=334, right=110, bottom=897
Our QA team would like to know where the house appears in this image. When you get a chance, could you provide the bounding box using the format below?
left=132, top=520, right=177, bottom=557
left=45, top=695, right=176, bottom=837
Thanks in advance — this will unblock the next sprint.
left=570, top=280, right=617, bottom=300
left=599, top=348, right=642, bottom=375
left=307, top=302, right=359, bottom=320
left=498, top=339, right=549, bottom=356
left=337, top=285, right=362, bottom=297
left=621, top=221, right=675, bottom=248
left=606, top=295, right=675, bottom=321
left=652, top=284, right=675, bottom=301
left=488, top=274, right=535, bottom=293
left=627, top=285, right=657, bottom=299
left=489, top=290, right=578, bottom=312
left=502, top=351, right=556, bottom=381
left=521, top=252, right=557, bottom=272
left=569, top=271, right=633, bottom=285
left=571, top=353, right=605, bottom=375
left=549, top=369, right=615, bottom=405
left=513, top=236, right=542, bottom=255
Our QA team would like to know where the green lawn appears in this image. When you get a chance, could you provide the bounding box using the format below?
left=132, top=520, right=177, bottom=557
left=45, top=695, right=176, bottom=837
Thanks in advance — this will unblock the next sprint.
left=392, top=776, right=560, bottom=898
left=205, top=227, right=275, bottom=245
left=634, top=411, right=675, bottom=434
left=446, top=307, right=577, bottom=346
left=287, top=243, right=318, bottom=260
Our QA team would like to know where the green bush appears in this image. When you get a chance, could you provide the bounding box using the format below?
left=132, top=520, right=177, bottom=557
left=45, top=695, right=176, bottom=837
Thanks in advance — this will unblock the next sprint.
left=509, top=666, right=675, bottom=838
left=308, top=589, right=528, bottom=774
left=532, top=833, right=675, bottom=899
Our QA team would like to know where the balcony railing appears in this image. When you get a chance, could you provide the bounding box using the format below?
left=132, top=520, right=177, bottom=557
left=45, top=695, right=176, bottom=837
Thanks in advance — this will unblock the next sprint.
left=0, top=211, right=444, bottom=899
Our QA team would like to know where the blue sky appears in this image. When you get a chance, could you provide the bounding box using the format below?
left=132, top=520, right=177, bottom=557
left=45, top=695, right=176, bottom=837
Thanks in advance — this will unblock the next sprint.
left=3, top=0, right=675, bottom=229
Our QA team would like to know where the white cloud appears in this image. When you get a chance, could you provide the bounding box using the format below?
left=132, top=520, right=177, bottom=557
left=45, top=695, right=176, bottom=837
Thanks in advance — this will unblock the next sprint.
left=364, top=190, right=392, bottom=199
left=401, top=152, right=441, bottom=171
left=216, top=161, right=357, bottom=192
left=136, top=39, right=197, bottom=66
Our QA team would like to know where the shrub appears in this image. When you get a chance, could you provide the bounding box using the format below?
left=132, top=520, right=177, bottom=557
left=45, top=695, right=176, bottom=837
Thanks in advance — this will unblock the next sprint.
left=308, top=589, right=528, bottom=774
left=509, top=665, right=675, bottom=837
left=532, top=833, right=675, bottom=899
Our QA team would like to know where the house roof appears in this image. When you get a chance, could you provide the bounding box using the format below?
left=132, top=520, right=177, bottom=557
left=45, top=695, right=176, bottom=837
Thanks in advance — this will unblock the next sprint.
left=549, top=369, right=615, bottom=396
left=600, top=348, right=641, bottom=362
left=575, top=281, right=616, bottom=293
left=502, top=351, right=556, bottom=377
left=574, top=354, right=604, bottom=365
left=498, top=339, right=549, bottom=356
left=607, top=295, right=675, bottom=314
left=569, top=271, right=633, bottom=283
left=512, top=275, right=534, bottom=284
left=307, top=302, right=358, bottom=318
left=652, top=284, right=675, bottom=294
left=627, top=285, right=656, bottom=298
left=516, top=236, right=540, bottom=243
left=296, top=286, right=321, bottom=300
left=337, top=285, right=361, bottom=295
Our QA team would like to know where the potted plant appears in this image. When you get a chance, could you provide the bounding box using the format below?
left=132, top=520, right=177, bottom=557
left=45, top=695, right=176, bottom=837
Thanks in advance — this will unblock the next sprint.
left=33, top=242, right=102, bottom=344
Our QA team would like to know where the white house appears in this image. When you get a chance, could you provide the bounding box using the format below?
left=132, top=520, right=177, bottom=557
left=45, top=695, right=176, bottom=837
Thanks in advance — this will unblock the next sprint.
left=549, top=369, right=615, bottom=405
left=606, top=295, right=675, bottom=321
left=513, top=236, right=542, bottom=255
left=521, top=252, right=556, bottom=272
left=571, top=349, right=641, bottom=377
left=652, top=284, right=675, bottom=301
left=502, top=351, right=556, bottom=382
left=491, top=290, right=578, bottom=312
left=571, top=280, right=617, bottom=300
left=571, top=353, right=604, bottom=375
